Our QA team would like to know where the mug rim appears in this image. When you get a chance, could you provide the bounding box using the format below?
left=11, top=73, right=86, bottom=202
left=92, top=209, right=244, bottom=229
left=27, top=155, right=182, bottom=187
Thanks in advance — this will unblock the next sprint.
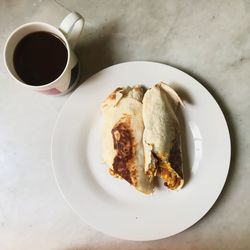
left=4, top=21, right=71, bottom=89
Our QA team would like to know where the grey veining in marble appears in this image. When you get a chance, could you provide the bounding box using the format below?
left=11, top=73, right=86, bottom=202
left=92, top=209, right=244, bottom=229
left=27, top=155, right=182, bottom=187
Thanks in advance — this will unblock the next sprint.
left=0, top=0, right=250, bottom=249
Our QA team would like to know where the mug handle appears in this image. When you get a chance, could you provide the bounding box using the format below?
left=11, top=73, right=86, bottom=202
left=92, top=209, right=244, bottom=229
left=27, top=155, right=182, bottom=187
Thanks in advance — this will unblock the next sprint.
left=59, top=12, right=84, bottom=49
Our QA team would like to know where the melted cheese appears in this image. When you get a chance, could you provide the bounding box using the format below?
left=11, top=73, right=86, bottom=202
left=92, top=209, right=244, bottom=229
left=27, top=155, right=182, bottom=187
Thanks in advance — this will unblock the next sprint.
left=145, top=164, right=157, bottom=181
left=159, top=162, right=181, bottom=190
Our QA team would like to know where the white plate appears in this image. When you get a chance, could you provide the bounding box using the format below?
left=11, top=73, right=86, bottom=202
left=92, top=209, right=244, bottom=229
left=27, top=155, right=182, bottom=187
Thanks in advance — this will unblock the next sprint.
left=51, top=61, right=231, bottom=241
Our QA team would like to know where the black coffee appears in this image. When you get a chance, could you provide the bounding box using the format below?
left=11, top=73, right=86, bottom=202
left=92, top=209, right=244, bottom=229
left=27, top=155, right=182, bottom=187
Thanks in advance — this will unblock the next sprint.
left=13, top=31, right=68, bottom=86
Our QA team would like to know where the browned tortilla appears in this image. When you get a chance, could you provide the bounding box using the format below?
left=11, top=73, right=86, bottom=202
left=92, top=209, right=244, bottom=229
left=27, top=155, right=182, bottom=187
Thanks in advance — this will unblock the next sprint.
left=112, top=116, right=136, bottom=184
left=101, top=86, right=154, bottom=194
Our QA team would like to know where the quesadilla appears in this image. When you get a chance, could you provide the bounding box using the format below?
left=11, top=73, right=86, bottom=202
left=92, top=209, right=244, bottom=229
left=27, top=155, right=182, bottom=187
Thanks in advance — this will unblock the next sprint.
left=142, top=82, right=184, bottom=190
left=101, top=86, right=154, bottom=194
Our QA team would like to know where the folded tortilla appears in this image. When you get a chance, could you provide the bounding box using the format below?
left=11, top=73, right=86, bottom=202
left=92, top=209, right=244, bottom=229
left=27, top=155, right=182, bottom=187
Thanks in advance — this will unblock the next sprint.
left=142, top=82, right=184, bottom=190
left=101, top=86, right=154, bottom=194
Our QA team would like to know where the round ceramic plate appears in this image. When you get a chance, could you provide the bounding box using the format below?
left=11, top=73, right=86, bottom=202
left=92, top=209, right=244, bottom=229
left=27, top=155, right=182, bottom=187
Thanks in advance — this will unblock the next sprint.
left=51, top=61, right=231, bottom=241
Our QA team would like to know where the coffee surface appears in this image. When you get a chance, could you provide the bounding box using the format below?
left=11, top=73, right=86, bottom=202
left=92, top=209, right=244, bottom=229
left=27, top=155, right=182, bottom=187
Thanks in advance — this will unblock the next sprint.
left=14, top=31, right=68, bottom=86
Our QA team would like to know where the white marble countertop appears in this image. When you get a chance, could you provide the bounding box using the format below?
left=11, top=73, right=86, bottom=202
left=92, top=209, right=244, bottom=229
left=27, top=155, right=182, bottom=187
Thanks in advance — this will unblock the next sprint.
left=0, top=0, right=249, bottom=249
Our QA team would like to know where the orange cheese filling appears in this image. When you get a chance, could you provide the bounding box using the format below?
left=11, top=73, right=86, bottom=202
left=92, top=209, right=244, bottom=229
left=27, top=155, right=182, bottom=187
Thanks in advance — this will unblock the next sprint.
left=146, top=165, right=157, bottom=179
left=158, top=162, right=182, bottom=190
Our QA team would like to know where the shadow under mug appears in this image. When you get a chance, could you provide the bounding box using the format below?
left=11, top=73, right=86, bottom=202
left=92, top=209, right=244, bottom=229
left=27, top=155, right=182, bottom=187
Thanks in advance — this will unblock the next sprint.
left=4, top=12, right=84, bottom=95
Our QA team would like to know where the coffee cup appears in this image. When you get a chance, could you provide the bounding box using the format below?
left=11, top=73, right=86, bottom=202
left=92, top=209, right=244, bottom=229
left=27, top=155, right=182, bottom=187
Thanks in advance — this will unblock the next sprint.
left=4, top=12, right=84, bottom=95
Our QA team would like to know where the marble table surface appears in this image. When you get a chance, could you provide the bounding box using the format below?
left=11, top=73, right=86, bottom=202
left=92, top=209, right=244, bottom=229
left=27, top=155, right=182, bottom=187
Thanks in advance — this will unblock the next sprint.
left=1, top=0, right=249, bottom=249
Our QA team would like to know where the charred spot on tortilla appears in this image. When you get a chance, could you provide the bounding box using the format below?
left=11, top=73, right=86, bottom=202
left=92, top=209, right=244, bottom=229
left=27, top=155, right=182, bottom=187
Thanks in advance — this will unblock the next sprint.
left=168, top=138, right=183, bottom=178
left=111, top=116, right=137, bottom=185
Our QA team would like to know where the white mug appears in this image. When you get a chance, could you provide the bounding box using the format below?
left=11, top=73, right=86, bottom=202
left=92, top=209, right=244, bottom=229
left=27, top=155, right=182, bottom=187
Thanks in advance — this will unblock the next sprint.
left=4, top=12, right=84, bottom=95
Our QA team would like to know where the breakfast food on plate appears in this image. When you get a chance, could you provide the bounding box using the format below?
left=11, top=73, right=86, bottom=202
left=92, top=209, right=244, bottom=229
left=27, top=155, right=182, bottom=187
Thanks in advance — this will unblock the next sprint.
left=101, top=86, right=154, bottom=194
left=142, top=82, right=184, bottom=190
left=101, top=82, right=184, bottom=194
